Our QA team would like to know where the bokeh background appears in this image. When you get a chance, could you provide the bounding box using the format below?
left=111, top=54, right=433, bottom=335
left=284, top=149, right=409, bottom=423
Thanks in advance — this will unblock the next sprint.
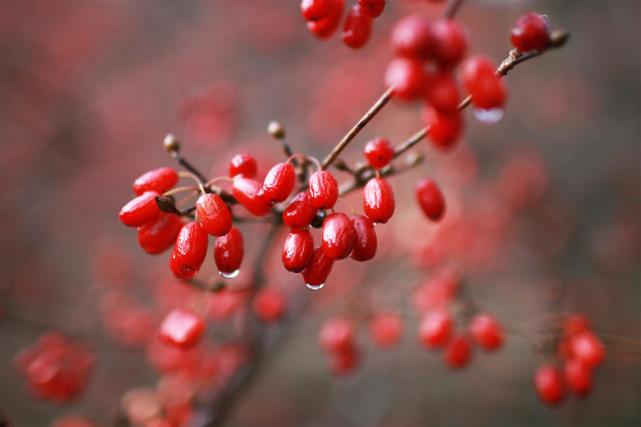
left=1, top=0, right=639, bottom=426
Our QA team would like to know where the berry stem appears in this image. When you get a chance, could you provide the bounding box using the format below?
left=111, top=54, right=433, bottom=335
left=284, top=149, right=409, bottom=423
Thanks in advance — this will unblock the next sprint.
left=443, top=0, right=466, bottom=19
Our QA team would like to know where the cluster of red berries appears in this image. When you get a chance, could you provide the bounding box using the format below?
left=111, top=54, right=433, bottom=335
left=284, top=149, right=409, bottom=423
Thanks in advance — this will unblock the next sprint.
left=414, top=271, right=504, bottom=369
left=535, top=315, right=605, bottom=406
left=301, top=0, right=386, bottom=48
left=15, top=332, right=94, bottom=403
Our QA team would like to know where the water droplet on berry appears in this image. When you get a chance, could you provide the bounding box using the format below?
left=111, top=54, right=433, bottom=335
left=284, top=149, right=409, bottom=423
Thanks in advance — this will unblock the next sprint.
left=473, top=107, right=504, bottom=124
left=305, top=283, right=325, bottom=291
left=220, top=269, right=240, bottom=279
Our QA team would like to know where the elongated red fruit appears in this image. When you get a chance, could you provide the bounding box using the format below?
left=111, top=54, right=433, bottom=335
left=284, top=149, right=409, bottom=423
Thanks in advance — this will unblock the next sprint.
left=443, top=334, right=472, bottom=369
left=308, top=171, right=339, bottom=209
left=283, top=191, right=317, bottom=229
left=462, top=56, right=507, bottom=110
left=196, top=193, right=232, bottom=237
left=302, top=247, right=334, bottom=287
left=214, top=227, right=244, bottom=275
left=416, top=178, right=446, bottom=221
left=342, top=4, right=372, bottom=49
left=358, top=0, right=385, bottom=18
left=468, top=314, right=503, bottom=351
left=321, top=212, right=355, bottom=260
left=170, top=222, right=208, bottom=280
left=138, top=213, right=183, bottom=254
left=535, top=365, right=565, bottom=406
left=232, top=177, right=272, bottom=216
left=363, top=178, right=395, bottom=223
left=228, top=154, right=257, bottom=178
left=350, top=215, right=377, bottom=261
left=424, top=107, right=462, bottom=150
left=119, top=191, right=161, bottom=227
left=419, top=310, right=452, bottom=349
left=282, top=229, right=315, bottom=272
left=132, top=167, right=178, bottom=195
left=307, top=0, right=344, bottom=39
left=301, top=0, right=331, bottom=21
left=158, top=308, right=205, bottom=349
left=263, top=162, right=296, bottom=203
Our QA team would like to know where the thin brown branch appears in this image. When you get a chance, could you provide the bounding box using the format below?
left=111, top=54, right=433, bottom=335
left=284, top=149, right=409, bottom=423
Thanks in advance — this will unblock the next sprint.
left=443, top=0, right=466, bottom=19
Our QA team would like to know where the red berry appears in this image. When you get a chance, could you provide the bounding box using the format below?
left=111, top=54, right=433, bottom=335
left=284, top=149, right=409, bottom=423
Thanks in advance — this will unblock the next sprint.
left=263, top=162, right=296, bottom=203
left=419, top=310, right=452, bottom=348
left=511, top=12, right=550, bottom=53
left=228, top=154, right=257, bottom=178
left=195, top=193, right=232, bottom=237
left=252, top=288, right=287, bottom=323
left=424, top=107, right=462, bottom=150
left=350, top=215, right=377, bottom=261
left=363, top=137, right=394, bottom=169
left=369, top=312, right=402, bottom=348
left=283, top=191, right=317, bottom=229
left=426, top=71, right=460, bottom=113
left=307, top=0, right=344, bottom=40
left=138, top=213, right=184, bottom=254
left=569, top=331, right=604, bottom=368
left=391, top=15, right=434, bottom=60
left=363, top=177, right=395, bottom=223
left=535, top=365, right=565, bottom=406
left=308, top=171, right=339, bottom=210
left=564, top=314, right=590, bottom=337
left=443, top=334, right=472, bottom=369
left=321, top=212, right=355, bottom=260
left=170, top=222, right=208, bottom=280
left=301, top=0, right=331, bottom=21
left=462, top=56, right=507, bottom=110
left=232, top=177, right=272, bottom=216
left=319, top=317, right=355, bottom=353
left=415, top=178, right=445, bottom=221
left=214, top=227, right=244, bottom=275
left=282, top=228, right=315, bottom=272
left=132, top=167, right=178, bottom=195
left=385, top=57, right=426, bottom=102
left=329, top=345, right=360, bottom=376
left=119, top=191, right=161, bottom=227
left=564, top=358, right=593, bottom=396
left=468, top=314, right=503, bottom=351
left=302, top=247, right=334, bottom=287
left=342, top=5, right=373, bottom=49
left=430, top=19, right=467, bottom=69
left=158, top=309, right=205, bottom=349
left=358, top=0, right=385, bottom=18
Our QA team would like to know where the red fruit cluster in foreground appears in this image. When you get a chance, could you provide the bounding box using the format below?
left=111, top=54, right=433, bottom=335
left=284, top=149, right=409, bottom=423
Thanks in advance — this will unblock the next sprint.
left=301, top=0, right=386, bottom=48
left=15, top=332, right=94, bottom=403
left=535, top=315, right=605, bottom=406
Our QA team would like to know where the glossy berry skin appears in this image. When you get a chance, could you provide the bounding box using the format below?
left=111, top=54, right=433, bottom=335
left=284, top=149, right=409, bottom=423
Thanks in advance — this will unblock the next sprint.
left=342, top=5, right=372, bottom=49
left=415, top=178, right=445, bottom=221
left=564, top=359, right=593, bottom=396
left=430, top=19, right=468, bottom=69
left=424, top=107, right=462, bottom=150
left=350, top=215, right=377, bottom=261
left=158, top=309, right=205, bottom=349
left=302, top=247, right=334, bottom=286
left=511, top=12, right=550, bottom=53
left=419, top=310, right=452, bottom=348
left=301, top=0, right=331, bottom=21
left=391, top=14, right=434, bottom=60
left=369, top=312, right=402, bottom=348
left=308, top=171, right=339, bottom=210
left=307, top=0, right=344, bottom=40
left=426, top=71, right=460, bottom=114
left=363, top=177, right=395, bottom=224
left=170, top=222, right=208, bottom=280
left=462, top=56, right=506, bottom=110
left=283, top=191, right=317, bottom=229
left=132, top=167, right=178, bottom=195
left=138, top=213, right=183, bottom=254
left=469, top=314, right=503, bottom=351
left=358, top=0, right=385, bottom=18
left=214, top=227, right=244, bottom=275
left=321, top=212, right=356, bottom=260
left=119, top=191, right=161, bottom=227
left=262, top=162, right=295, bottom=203
left=232, top=177, right=272, bottom=216
left=364, top=138, right=394, bottom=169
left=569, top=331, right=604, bottom=368
left=282, top=229, right=315, bottom=272
left=228, top=154, right=257, bottom=178
left=252, top=289, right=286, bottom=323
left=319, top=317, right=355, bottom=353
left=196, top=193, right=232, bottom=237
left=385, top=58, right=426, bottom=102
left=444, top=334, right=472, bottom=369
left=535, top=365, right=565, bottom=406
